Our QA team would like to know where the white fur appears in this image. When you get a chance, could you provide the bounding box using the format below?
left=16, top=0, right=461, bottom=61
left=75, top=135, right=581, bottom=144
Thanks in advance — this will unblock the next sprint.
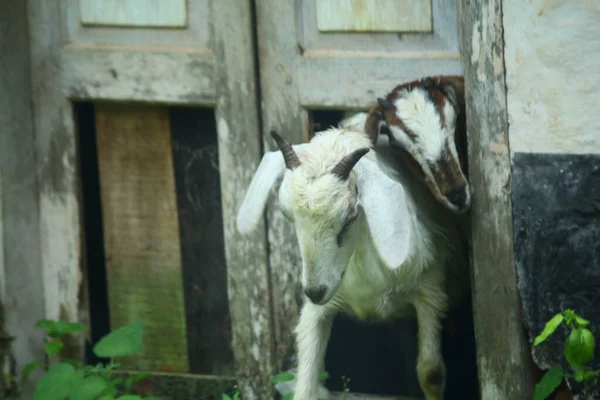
left=237, top=127, right=468, bottom=400
left=391, top=88, right=456, bottom=163
left=338, top=112, right=368, bottom=130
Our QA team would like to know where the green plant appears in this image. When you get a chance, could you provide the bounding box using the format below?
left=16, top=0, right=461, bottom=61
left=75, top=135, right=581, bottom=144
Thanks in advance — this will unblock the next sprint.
left=533, top=309, right=598, bottom=400
left=221, top=384, right=241, bottom=400
left=22, top=319, right=161, bottom=400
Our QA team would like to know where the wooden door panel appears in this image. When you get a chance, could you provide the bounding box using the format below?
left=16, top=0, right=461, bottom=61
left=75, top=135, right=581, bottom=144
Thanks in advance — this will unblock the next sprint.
left=28, top=0, right=270, bottom=398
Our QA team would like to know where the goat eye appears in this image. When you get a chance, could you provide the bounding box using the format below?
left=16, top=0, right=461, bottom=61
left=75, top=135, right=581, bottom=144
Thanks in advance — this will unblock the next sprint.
left=336, top=214, right=357, bottom=246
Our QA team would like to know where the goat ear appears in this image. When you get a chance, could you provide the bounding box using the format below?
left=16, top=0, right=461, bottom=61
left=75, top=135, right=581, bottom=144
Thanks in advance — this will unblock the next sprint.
left=356, top=157, right=411, bottom=270
left=365, top=106, right=388, bottom=145
left=236, top=143, right=309, bottom=234
left=441, top=83, right=460, bottom=112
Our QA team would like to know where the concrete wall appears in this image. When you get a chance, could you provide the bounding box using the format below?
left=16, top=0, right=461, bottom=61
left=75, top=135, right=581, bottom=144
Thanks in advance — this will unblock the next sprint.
left=504, top=0, right=600, bottom=395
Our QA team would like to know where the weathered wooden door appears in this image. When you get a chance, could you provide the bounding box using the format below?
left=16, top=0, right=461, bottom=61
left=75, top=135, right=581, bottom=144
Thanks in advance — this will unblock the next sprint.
left=22, top=0, right=270, bottom=398
left=254, top=0, right=463, bottom=397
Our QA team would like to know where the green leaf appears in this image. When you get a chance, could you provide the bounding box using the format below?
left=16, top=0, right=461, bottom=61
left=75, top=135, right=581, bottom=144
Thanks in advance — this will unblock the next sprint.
left=98, top=397, right=115, bottom=400
left=222, top=395, right=233, bottom=400
left=129, top=371, right=151, bottom=384
left=36, top=320, right=88, bottom=338
left=34, top=362, right=76, bottom=400
left=21, top=360, right=44, bottom=381
left=35, top=320, right=60, bottom=331
left=65, top=322, right=88, bottom=334
left=143, top=398, right=163, bottom=400
left=283, top=394, right=294, bottom=400
left=534, top=314, right=564, bottom=346
left=318, top=371, right=330, bottom=382
left=93, top=321, right=144, bottom=358
left=583, top=370, right=598, bottom=381
left=62, top=358, right=84, bottom=368
left=563, top=310, right=576, bottom=326
left=70, top=375, right=108, bottom=400
left=574, top=369, right=585, bottom=383
left=116, top=396, right=143, bottom=400
left=44, top=340, right=64, bottom=355
left=565, top=328, right=596, bottom=367
left=533, top=364, right=564, bottom=400
left=269, top=371, right=295, bottom=384
left=111, top=377, right=123, bottom=386
left=233, top=391, right=240, bottom=400
left=104, top=384, right=119, bottom=397
left=575, top=315, right=590, bottom=328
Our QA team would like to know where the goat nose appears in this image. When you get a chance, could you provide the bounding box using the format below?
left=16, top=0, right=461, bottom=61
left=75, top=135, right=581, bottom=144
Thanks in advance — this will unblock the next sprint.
left=446, top=187, right=467, bottom=208
left=304, top=285, right=327, bottom=304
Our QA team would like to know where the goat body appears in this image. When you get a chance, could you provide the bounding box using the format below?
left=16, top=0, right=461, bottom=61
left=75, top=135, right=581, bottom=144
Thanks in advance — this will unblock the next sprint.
left=237, top=125, right=469, bottom=400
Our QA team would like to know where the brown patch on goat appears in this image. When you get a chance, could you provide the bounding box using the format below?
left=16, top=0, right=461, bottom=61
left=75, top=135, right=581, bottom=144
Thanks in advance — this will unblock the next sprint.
left=428, top=141, right=468, bottom=197
left=426, top=365, right=445, bottom=386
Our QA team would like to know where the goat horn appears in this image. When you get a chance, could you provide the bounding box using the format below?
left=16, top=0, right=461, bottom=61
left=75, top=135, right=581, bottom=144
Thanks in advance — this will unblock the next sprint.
left=271, top=130, right=301, bottom=170
left=377, top=98, right=396, bottom=111
left=331, top=147, right=370, bottom=181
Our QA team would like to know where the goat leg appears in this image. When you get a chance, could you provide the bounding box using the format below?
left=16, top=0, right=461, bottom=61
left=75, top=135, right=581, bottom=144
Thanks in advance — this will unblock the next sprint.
left=293, top=302, right=334, bottom=400
left=414, top=289, right=448, bottom=400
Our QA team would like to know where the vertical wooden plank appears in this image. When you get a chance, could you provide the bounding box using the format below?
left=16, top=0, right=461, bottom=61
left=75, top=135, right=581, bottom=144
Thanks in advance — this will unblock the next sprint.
left=212, top=1, right=276, bottom=398
left=455, top=0, right=536, bottom=398
left=95, top=104, right=189, bottom=373
left=0, top=1, right=47, bottom=397
left=168, top=107, right=235, bottom=375
left=254, top=0, right=308, bottom=376
left=28, top=0, right=87, bottom=370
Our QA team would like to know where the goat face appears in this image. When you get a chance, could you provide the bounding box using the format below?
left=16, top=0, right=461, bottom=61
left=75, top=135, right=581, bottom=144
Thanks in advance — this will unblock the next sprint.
left=273, top=132, right=369, bottom=305
left=366, top=77, right=471, bottom=214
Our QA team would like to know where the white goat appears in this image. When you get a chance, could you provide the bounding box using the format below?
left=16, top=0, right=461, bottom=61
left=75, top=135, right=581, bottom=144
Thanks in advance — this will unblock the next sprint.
left=237, top=126, right=469, bottom=400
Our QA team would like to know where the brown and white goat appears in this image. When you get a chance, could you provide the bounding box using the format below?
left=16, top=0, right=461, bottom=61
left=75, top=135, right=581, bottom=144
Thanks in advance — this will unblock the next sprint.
left=364, top=76, right=471, bottom=214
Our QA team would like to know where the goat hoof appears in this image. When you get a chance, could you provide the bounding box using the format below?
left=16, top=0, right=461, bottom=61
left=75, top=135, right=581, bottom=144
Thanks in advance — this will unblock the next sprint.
left=418, top=362, right=446, bottom=400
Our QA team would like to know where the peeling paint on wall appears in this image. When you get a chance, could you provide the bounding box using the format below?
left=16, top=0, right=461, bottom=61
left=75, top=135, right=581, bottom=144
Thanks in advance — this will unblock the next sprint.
left=504, top=0, right=600, bottom=154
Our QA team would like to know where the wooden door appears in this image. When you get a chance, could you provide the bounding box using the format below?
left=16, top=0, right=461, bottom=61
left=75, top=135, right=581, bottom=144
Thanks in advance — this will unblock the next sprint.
left=27, top=0, right=271, bottom=398
left=254, top=0, right=462, bottom=398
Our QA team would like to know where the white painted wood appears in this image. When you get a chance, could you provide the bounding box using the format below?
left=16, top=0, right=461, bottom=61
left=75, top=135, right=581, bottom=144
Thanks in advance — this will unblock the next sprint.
left=456, top=0, right=538, bottom=397
left=212, top=1, right=275, bottom=398
left=62, top=46, right=216, bottom=105
left=0, top=180, right=4, bottom=305
left=297, top=55, right=462, bottom=108
left=23, top=0, right=269, bottom=396
left=2, top=2, right=47, bottom=397
left=63, top=0, right=210, bottom=49
left=504, top=0, right=600, bottom=155
left=316, top=0, right=432, bottom=32
left=302, top=0, right=457, bottom=53
left=79, top=0, right=187, bottom=28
